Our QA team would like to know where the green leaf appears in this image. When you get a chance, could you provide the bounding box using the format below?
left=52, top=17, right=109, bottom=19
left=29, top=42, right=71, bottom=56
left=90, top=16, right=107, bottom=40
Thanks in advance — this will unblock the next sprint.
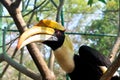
left=36, top=17, right=39, bottom=21
left=88, top=0, right=106, bottom=6
left=98, top=0, right=106, bottom=4
left=88, top=0, right=93, bottom=6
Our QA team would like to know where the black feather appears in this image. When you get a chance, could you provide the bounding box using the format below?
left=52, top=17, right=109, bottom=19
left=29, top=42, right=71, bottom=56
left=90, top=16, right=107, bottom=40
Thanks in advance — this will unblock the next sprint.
left=43, top=30, right=65, bottom=50
left=111, top=76, right=120, bottom=80
left=68, top=45, right=119, bottom=80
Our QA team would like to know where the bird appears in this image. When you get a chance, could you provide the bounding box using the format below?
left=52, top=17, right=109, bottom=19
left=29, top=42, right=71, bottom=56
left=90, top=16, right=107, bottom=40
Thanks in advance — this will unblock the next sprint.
left=16, top=19, right=120, bottom=80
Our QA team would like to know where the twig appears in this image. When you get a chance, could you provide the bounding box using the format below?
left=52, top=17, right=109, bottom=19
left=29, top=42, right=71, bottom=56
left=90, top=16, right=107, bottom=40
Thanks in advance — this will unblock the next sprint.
left=27, top=0, right=37, bottom=27
left=24, top=0, right=30, bottom=10
left=23, top=0, right=48, bottom=17
left=56, top=0, right=64, bottom=22
left=18, top=48, right=24, bottom=80
left=50, top=0, right=57, bottom=8
left=6, top=37, right=18, bottom=52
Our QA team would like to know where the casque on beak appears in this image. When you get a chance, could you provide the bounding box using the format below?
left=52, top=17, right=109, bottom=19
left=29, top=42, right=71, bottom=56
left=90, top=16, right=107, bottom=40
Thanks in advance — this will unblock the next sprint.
left=17, top=19, right=65, bottom=50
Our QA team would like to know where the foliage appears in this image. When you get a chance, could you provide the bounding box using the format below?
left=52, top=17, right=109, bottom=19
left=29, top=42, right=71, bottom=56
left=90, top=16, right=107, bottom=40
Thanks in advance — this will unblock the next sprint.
left=0, top=0, right=119, bottom=79
left=82, top=0, right=119, bottom=55
left=88, top=0, right=106, bottom=6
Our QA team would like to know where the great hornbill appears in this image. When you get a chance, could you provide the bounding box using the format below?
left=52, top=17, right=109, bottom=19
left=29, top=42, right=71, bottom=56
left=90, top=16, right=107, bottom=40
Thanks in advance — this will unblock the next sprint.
left=17, top=19, right=120, bottom=80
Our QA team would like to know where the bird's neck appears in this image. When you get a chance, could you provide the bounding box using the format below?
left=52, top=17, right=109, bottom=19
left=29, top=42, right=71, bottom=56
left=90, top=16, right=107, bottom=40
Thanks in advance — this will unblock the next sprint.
left=54, top=35, right=75, bottom=73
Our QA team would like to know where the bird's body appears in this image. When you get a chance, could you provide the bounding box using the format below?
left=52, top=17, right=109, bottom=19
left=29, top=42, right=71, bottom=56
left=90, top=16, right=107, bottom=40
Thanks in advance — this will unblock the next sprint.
left=17, top=19, right=120, bottom=80
left=68, top=45, right=111, bottom=80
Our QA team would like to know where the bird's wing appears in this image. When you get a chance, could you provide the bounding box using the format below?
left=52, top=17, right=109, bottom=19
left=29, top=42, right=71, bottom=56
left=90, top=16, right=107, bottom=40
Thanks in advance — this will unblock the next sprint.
left=78, top=45, right=111, bottom=67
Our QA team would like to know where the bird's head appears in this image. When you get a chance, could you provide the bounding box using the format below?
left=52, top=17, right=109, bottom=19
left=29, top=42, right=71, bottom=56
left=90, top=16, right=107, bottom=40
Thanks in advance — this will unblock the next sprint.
left=17, top=19, right=65, bottom=50
left=17, top=19, right=74, bottom=73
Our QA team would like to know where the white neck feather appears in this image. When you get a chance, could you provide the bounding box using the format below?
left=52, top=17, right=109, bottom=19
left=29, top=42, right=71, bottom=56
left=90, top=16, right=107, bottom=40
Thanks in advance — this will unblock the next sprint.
left=54, top=35, right=75, bottom=73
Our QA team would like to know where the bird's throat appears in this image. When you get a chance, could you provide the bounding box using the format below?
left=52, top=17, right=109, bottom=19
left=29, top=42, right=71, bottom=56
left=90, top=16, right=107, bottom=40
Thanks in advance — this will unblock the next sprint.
left=54, top=35, right=75, bottom=73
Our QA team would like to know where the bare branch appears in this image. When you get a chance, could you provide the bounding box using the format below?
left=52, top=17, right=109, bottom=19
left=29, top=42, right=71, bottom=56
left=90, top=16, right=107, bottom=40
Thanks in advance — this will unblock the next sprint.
left=27, top=0, right=37, bottom=27
left=48, top=51, right=55, bottom=71
left=56, top=0, right=64, bottom=22
left=0, top=54, right=41, bottom=80
left=18, top=48, right=24, bottom=80
left=0, top=47, right=19, bottom=78
left=101, top=8, right=120, bottom=80
left=109, top=21, right=120, bottom=62
left=50, top=0, right=58, bottom=8
left=23, top=0, right=48, bottom=17
left=0, top=0, right=55, bottom=80
left=100, top=52, right=120, bottom=80
left=6, top=37, right=18, bottom=52
left=0, top=0, right=12, bottom=6
left=109, top=37, right=120, bottom=62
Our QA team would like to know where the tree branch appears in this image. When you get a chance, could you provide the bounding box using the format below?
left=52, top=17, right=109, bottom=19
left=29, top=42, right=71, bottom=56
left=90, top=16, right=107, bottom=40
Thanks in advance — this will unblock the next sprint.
left=109, top=20, right=120, bottom=62
left=0, top=54, right=41, bottom=80
left=100, top=52, right=120, bottom=80
left=50, top=0, right=57, bottom=8
left=48, top=51, right=55, bottom=71
left=100, top=8, right=120, bottom=80
left=0, top=0, right=55, bottom=80
left=56, top=0, right=64, bottom=22
left=109, top=37, right=120, bottom=62
left=23, top=0, right=48, bottom=17
left=0, top=47, right=18, bottom=78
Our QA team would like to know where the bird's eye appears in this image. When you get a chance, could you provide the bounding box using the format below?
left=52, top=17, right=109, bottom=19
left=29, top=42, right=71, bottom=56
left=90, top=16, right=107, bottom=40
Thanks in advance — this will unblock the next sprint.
left=55, top=30, right=62, bottom=35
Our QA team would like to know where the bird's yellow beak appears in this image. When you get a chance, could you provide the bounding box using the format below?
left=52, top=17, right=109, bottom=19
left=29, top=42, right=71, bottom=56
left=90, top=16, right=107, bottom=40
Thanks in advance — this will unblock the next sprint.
left=17, top=19, right=65, bottom=50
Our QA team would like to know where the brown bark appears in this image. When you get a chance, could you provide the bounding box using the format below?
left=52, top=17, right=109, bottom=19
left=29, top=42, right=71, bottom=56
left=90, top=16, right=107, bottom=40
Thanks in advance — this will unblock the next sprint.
left=100, top=52, right=120, bottom=80
left=100, top=10, right=120, bottom=80
left=0, top=0, right=55, bottom=80
left=100, top=33, right=120, bottom=80
left=109, top=15, right=120, bottom=62
left=109, top=37, right=120, bottom=62
left=48, top=50, right=55, bottom=71
left=0, top=53, right=41, bottom=80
